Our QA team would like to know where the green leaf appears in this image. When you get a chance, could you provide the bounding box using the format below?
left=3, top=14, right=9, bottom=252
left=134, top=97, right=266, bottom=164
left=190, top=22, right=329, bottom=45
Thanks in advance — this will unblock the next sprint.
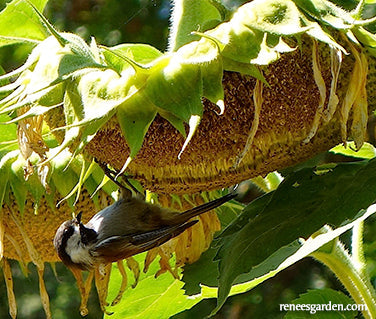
left=177, top=36, right=221, bottom=64
left=0, top=114, right=17, bottom=146
left=214, top=159, right=376, bottom=312
left=293, top=0, right=356, bottom=29
left=182, top=245, right=221, bottom=296
left=168, top=0, right=225, bottom=51
left=238, top=0, right=308, bottom=35
left=0, top=0, right=49, bottom=47
left=48, top=69, right=126, bottom=163
left=222, top=57, right=266, bottom=80
left=9, top=155, right=29, bottom=213
left=103, top=43, right=162, bottom=73
left=71, top=70, right=134, bottom=154
left=330, top=142, right=376, bottom=159
left=0, top=37, right=64, bottom=109
left=145, top=56, right=203, bottom=122
left=117, top=92, right=157, bottom=158
left=4, top=151, right=49, bottom=212
left=204, top=0, right=308, bottom=67
left=211, top=22, right=265, bottom=65
left=49, top=154, right=80, bottom=208
left=201, top=56, right=224, bottom=111
left=0, top=33, right=102, bottom=118
left=42, top=82, right=82, bottom=165
left=353, top=26, right=376, bottom=57
left=182, top=203, right=376, bottom=316
left=157, top=110, right=187, bottom=137
left=207, top=14, right=296, bottom=67
left=175, top=37, right=225, bottom=110
left=0, top=151, right=16, bottom=208
left=284, top=288, right=357, bottom=318
left=0, top=32, right=107, bottom=115
left=105, top=253, right=202, bottom=319
left=0, top=139, right=114, bottom=212
left=24, top=3, right=103, bottom=68
left=75, top=69, right=124, bottom=122
left=208, top=190, right=244, bottom=228
left=57, top=52, right=104, bottom=79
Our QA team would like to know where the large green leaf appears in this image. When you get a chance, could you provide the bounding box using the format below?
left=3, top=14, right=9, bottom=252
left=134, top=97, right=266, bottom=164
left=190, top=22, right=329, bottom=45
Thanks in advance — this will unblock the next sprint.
left=0, top=0, right=49, bottom=46
left=330, top=142, right=376, bottom=159
left=178, top=159, right=376, bottom=314
left=105, top=253, right=202, bottom=319
left=215, top=159, right=376, bottom=311
left=181, top=201, right=376, bottom=317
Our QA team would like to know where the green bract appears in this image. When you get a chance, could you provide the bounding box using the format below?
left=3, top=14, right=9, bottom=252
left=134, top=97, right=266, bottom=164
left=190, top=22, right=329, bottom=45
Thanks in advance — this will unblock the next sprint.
left=0, top=147, right=116, bottom=212
left=0, top=111, right=115, bottom=211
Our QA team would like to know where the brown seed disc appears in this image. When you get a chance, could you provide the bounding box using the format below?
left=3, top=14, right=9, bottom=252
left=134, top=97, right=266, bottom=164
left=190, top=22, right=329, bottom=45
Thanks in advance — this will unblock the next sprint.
left=83, top=38, right=375, bottom=194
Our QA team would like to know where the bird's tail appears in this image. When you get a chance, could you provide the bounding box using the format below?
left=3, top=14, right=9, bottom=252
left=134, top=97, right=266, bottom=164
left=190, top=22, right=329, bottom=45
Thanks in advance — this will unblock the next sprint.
left=177, top=192, right=237, bottom=223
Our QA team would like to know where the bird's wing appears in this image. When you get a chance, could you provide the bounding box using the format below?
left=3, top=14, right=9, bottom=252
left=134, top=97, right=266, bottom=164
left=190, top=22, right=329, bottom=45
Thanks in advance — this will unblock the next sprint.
left=93, top=220, right=198, bottom=262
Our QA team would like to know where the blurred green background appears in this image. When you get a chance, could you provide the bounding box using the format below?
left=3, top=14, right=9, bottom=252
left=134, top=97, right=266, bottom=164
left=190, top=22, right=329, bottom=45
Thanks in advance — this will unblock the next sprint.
left=0, top=0, right=376, bottom=318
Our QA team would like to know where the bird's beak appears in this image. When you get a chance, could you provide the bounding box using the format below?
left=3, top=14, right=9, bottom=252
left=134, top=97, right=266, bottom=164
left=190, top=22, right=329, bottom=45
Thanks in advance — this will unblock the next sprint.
left=75, top=211, right=83, bottom=224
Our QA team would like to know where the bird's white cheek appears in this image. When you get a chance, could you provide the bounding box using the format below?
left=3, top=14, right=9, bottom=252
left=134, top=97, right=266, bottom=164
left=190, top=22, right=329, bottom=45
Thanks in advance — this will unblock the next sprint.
left=65, top=230, right=94, bottom=267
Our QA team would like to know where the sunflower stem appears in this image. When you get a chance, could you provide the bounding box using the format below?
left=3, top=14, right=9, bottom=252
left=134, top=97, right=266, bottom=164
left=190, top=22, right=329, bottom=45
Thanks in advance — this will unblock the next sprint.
left=311, top=227, right=376, bottom=319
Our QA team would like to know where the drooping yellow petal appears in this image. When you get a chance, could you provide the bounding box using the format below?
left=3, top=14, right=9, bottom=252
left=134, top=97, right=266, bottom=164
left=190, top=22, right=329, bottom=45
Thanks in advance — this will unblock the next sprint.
left=340, top=38, right=366, bottom=146
left=234, top=78, right=263, bottom=166
left=69, top=267, right=94, bottom=317
left=2, top=259, right=17, bottom=319
left=37, top=268, right=52, bottom=319
left=8, top=206, right=52, bottom=318
left=111, top=260, right=128, bottom=306
left=351, top=52, right=368, bottom=149
left=0, top=211, right=4, bottom=260
left=94, top=263, right=112, bottom=314
left=126, top=256, right=140, bottom=288
left=143, top=248, right=159, bottom=273
left=323, top=46, right=342, bottom=122
left=304, top=39, right=326, bottom=143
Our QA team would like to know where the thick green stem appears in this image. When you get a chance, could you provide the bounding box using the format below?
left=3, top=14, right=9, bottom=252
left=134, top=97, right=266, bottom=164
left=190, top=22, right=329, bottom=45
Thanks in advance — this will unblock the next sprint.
left=351, top=220, right=368, bottom=279
left=311, top=236, right=376, bottom=319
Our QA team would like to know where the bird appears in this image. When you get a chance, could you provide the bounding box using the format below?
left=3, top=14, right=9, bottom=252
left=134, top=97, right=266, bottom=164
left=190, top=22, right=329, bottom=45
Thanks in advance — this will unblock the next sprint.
left=53, top=189, right=237, bottom=271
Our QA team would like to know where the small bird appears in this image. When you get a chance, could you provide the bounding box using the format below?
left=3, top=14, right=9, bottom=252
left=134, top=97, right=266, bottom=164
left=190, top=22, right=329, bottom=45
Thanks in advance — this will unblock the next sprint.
left=54, top=190, right=236, bottom=271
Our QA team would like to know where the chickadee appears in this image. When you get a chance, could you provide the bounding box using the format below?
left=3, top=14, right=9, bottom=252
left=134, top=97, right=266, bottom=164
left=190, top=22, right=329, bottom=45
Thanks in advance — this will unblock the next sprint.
left=54, top=191, right=236, bottom=271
